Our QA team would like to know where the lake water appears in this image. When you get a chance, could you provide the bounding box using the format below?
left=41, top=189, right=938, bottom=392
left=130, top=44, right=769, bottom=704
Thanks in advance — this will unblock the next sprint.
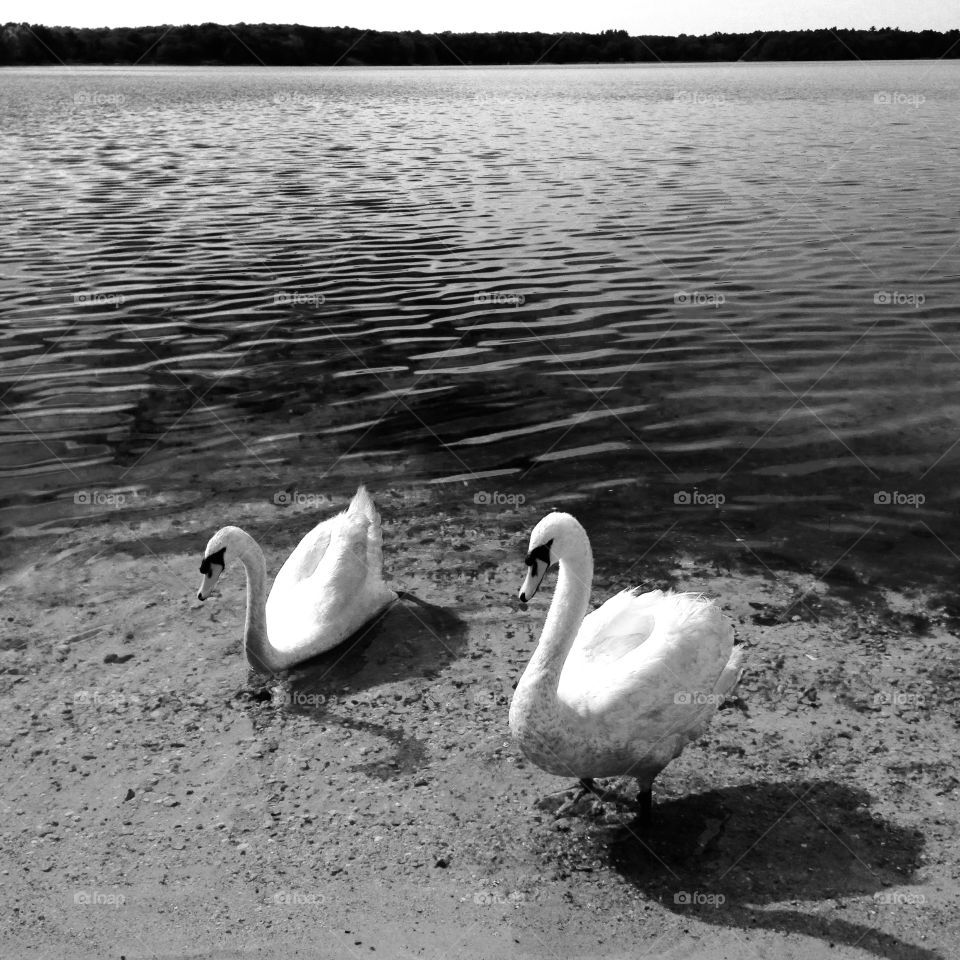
left=2, top=61, right=960, bottom=594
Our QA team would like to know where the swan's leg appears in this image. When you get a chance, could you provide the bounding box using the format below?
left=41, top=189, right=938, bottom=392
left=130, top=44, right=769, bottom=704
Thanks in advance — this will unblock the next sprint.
left=636, top=787, right=652, bottom=832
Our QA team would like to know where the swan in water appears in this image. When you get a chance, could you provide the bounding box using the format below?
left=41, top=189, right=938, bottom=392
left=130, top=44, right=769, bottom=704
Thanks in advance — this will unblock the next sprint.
left=510, top=511, right=745, bottom=827
left=197, top=486, right=397, bottom=673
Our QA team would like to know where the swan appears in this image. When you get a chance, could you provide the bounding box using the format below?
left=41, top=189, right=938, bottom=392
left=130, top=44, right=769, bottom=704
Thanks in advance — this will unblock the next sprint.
left=510, top=511, right=745, bottom=826
left=196, top=486, right=397, bottom=673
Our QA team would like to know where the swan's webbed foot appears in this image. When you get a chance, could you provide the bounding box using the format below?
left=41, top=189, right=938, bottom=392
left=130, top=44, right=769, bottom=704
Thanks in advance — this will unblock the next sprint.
left=719, top=694, right=750, bottom=716
left=579, top=778, right=624, bottom=804
left=553, top=778, right=623, bottom=818
left=394, top=590, right=436, bottom=611
left=552, top=779, right=595, bottom=818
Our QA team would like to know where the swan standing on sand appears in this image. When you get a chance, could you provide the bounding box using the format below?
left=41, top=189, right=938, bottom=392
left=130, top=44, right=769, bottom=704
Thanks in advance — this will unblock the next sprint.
left=510, top=511, right=745, bottom=827
left=197, top=486, right=397, bottom=673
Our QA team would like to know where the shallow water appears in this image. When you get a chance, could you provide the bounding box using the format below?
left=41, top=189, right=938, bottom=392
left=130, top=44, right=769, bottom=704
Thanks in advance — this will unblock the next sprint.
left=2, top=61, right=959, bottom=590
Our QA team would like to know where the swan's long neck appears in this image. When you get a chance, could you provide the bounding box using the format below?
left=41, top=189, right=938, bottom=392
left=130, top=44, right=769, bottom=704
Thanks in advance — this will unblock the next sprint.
left=519, top=537, right=594, bottom=700
left=228, top=529, right=285, bottom=674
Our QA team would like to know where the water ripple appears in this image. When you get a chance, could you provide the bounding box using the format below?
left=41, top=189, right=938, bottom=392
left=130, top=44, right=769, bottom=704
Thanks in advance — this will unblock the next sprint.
left=2, top=63, right=960, bottom=586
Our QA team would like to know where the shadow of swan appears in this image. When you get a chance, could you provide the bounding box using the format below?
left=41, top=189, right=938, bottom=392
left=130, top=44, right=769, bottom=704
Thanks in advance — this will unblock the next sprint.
left=276, top=592, right=466, bottom=712
left=233, top=594, right=463, bottom=777
left=603, top=780, right=935, bottom=960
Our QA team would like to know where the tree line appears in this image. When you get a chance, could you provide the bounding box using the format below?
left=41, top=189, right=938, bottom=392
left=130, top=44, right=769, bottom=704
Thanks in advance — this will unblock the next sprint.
left=2, top=23, right=958, bottom=66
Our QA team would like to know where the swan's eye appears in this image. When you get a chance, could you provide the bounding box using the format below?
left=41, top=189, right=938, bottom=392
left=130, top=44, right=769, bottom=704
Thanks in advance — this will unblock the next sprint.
left=524, top=540, right=553, bottom=569
left=200, top=547, right=226, bottom=575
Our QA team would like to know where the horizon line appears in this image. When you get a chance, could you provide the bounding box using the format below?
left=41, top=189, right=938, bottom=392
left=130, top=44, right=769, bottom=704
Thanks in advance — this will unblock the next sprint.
left=10, top=22, right=960, bottom=36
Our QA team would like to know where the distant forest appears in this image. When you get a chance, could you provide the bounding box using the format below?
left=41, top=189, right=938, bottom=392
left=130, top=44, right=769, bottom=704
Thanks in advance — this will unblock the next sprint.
left=2, top=23, right=958, bottom=66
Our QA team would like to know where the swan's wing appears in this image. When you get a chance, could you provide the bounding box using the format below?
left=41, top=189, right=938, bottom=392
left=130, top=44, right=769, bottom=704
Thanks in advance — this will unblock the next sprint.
left=640, top=632, right=747, bottom=756
left=561, top=593, right=737, bottom=743
left=269, top=486, right=382, bottom=592
left=326, top=486, right=392, bottom=598
left=273, top=488, right=379, bottom=596
left=569, top=587, right=666, bottom=668
left=613, top=593, right=734, bottom=699
left=266, top=487, right=395, bottom=655
left=270, top=510, right=338, bottom=594
left=311, top=503, right=374, bottom=599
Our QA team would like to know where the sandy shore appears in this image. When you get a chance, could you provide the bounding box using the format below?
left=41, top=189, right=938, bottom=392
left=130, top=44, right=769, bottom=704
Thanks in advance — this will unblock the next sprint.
left=1, top=488, right=956, bottom=959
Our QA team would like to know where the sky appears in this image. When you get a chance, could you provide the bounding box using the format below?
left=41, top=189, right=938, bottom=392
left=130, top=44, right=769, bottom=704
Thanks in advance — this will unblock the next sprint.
left=9, top=0, right=959, bottom=34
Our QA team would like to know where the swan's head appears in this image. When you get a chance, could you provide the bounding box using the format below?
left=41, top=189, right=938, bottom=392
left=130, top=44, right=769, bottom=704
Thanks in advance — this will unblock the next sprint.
left=197, top=543, right=227, bottom=601
left=518, top=511, right=587, bottom=602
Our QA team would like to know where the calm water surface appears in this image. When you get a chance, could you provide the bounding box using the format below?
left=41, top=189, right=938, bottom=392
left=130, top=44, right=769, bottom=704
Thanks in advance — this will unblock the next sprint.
left=2, top=62, right=960, bottom=590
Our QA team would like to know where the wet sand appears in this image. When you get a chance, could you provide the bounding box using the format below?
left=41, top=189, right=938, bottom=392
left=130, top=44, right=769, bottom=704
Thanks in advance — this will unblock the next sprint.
left=1, top=489, right=957, bottom=959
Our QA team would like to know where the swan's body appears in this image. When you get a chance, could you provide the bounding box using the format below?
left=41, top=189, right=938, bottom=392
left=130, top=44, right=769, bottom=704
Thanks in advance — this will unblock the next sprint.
left=510, top=512, right=745, bottom=822
left=197, top=486, right=397, bottom=673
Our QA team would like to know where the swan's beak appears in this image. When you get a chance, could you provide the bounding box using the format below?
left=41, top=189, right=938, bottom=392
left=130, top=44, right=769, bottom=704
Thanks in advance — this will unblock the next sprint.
left=197, top=554, right=225, bottom=602
left=197, top=567, right=222, bottom=601
left=519, top=540, right=553, bottom=602
left=518, top=560, right=547, bottom=603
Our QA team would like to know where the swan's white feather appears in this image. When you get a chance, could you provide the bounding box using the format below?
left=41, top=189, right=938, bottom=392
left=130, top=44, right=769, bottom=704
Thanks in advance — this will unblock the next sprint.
left=557, top=593, right=740, bottom=776
left=567, top=587, right=665, bottom=669
left=265, top=486, right=396, bottom=659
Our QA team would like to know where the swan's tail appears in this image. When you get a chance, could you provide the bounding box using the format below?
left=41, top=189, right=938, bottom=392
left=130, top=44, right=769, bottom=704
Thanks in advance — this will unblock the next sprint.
left=349, top=486, right=396, bottom=604
left=658, top=596, right=746, bottom=752
left=713, top=641, right=748, bottom=701
left=348, top=485, right=379, bottom=525
left=679, top=592, right=747, bottom=702
left=673, top=592, right=746, bottom=702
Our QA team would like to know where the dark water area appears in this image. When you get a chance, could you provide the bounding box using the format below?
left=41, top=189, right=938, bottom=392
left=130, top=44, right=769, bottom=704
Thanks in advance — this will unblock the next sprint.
left=2, top=62, right=960, bottom=597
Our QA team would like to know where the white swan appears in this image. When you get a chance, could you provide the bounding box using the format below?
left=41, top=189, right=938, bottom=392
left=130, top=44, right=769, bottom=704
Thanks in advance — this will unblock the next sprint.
left=510, top=511, right=745, bottom=826
left=197, top=486, right=397, bottom=673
